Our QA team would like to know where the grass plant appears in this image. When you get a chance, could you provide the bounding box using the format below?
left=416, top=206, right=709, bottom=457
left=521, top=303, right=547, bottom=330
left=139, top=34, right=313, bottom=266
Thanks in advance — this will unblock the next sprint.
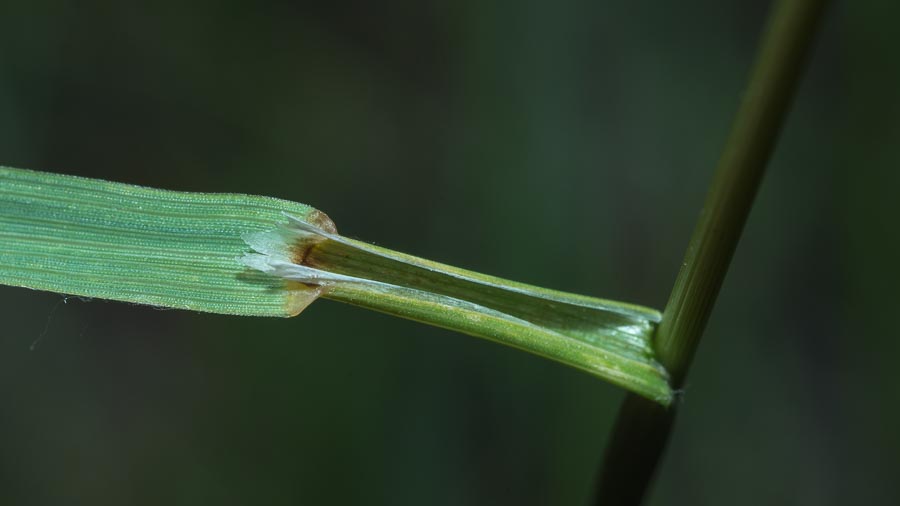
left=0, top=0, right=827, bottom=502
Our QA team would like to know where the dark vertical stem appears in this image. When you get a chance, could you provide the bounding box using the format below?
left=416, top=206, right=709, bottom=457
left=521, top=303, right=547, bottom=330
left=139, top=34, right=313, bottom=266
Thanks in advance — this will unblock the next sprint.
left=594, top=396, right=675, bottom=505
left=592, top=0, right=828, bottom=504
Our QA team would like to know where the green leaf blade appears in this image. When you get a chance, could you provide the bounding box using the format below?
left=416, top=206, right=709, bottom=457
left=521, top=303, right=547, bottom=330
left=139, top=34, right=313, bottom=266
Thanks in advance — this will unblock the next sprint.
left=0, top=166, right=328, bottom=316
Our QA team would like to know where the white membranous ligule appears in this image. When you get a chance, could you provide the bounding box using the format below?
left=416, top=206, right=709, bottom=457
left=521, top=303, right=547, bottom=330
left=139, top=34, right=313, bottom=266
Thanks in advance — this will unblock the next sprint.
left=239, top=213, right=377, bottom=287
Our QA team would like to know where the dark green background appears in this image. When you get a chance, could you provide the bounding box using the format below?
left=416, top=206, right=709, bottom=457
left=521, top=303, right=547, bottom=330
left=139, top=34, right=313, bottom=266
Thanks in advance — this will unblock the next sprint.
left=1, top=1, right=896, bottom=504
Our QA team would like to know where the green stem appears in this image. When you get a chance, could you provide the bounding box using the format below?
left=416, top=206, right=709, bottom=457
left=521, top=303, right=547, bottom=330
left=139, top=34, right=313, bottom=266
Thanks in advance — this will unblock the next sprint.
left=656, top=0, right=828, bottom=384
left=592, top=0, right=827, bottom=503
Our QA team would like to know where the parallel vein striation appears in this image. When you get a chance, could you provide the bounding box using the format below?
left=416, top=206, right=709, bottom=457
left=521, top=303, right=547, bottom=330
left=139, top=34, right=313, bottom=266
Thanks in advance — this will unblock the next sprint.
left=0, top=166, right=324, bottom=316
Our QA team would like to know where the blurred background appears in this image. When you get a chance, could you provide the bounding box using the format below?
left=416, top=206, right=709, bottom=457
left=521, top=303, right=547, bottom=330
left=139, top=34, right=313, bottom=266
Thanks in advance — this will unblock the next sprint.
left=0, top=0, right=896, bottom=504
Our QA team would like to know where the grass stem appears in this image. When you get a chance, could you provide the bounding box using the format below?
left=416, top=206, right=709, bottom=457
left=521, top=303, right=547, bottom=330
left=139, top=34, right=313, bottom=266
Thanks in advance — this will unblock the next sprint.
left=592, top=0, right=828, bottom=503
